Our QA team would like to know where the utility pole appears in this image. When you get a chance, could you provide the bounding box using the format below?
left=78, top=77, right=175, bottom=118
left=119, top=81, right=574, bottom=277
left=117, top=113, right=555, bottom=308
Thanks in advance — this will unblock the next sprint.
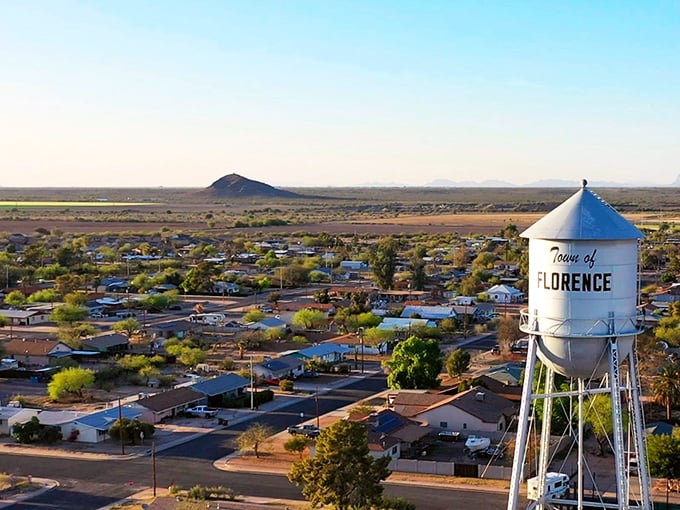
left=315, top=386, right=320, bottom=428
left=152, top=440, right=157, bottom=497
left=118, top=398, right=125, bottom=455
left=250, top=355, right=255, bottom=410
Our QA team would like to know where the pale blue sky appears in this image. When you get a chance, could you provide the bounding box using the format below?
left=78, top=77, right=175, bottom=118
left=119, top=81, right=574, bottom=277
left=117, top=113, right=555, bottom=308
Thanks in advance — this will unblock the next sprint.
left=2, top=1, right=680, bottom=188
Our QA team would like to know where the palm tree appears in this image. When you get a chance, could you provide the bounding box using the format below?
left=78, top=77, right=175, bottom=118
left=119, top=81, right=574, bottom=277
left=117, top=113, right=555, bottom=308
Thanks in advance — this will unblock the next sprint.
left=653, top=363, right=680, bottom=421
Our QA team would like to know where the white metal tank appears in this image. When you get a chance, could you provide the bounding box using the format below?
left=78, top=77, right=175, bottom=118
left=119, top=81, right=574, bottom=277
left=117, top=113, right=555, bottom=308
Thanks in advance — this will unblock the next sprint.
left=520, top=180, right=645, bottom=378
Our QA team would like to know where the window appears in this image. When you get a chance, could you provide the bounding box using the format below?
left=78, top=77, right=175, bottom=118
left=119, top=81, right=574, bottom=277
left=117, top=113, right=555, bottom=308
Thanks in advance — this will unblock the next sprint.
left=463, top=423, right=467, bottom=429
left=439, top=421, right=448, bottom=428
left=392, top=446, right=398, bottom=455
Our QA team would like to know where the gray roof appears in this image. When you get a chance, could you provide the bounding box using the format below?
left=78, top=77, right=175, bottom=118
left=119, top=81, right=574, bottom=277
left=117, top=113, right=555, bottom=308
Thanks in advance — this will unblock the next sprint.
left=521, top=180, right=644, bottom=241
left=82, top=333, right=129, bottom=350
left=138, top=387, right=203, bottom=412
left=191, top=373, right=250, bottom=397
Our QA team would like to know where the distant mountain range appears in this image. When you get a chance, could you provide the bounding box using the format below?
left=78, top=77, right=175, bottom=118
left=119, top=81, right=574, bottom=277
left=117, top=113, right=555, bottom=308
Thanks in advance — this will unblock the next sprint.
left=414, top=176, right=680, bottom=188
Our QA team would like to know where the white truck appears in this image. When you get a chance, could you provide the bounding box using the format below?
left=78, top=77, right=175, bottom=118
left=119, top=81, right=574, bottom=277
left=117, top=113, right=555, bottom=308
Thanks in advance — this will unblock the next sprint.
left=185, top=405, right=219, bottom=418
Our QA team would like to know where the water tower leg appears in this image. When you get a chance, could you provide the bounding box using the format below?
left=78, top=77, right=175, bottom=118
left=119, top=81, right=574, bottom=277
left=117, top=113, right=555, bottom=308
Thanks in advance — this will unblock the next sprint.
left=536, top=367, right=555, bottom=510
left=577, top=378, right=585, bottom=509
left=628, top=349, right=653, bottom=509
left=507, top=335, right=539, bottom=510
left=608, top=336, right=629, bottom=509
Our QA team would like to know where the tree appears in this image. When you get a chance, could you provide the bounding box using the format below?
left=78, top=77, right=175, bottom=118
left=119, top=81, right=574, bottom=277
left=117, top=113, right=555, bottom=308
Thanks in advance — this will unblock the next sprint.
left=653, top=363, right=680, bottom=421
left=27, top=288, right=59, bottom=305
left=50, top=304, right=89, bottom=325
left=382, top=336, right=443, bottom=390
left=284, top=435, right=310, bottom=459
left=496, top=316, right=522, bottom=354
left=236, top=422, right=274, bottom=458
left=4, top=290, right=26, bottom=307
left=289, top=420, right=391, bottom=510
left=108, top=418, right=155, bottom=445
left=243, top=309, right=266, bottom=323
left=48, top=367, right=95, bottom=400
left=445, top=349, right=471, bottom=378
left=647, top=428, right=680, bottom=506
left=583, top=393, right=626, bottom=456
left=111, top=318, right=142, bottom=340
left=409, top=256, right=426, bottom=291
left=292, top=308, right=328, bottom=330
left=369, top=237, right=399, bottom=290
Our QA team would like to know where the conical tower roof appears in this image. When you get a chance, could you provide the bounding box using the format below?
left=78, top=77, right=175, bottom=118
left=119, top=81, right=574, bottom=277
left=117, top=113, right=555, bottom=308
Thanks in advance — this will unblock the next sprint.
left=520, top=179, right=644, bottom=240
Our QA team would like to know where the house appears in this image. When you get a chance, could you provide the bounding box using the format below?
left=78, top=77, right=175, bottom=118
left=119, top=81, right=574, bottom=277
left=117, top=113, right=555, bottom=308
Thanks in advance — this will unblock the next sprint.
left=413, top=386, right=516, bottom=435
left=377, top=317, right=434, bottom=331
left=70, top=405, right=144, bottom=443
left=324, top=334, right=387, bottom=355
left=3, top=338, right=73, bottom=367
left=400, top=305, right=457, bottom=322
left=485, top=284, right=525, bottom=304
left=253, top=355, right=305, bottom=382
left=137, top=387, right=204, bottom=423
left=0, top=406, right=41, bottom=435
left=351, top=408, right=432, bottom=459
left=35, top=410, right=88, bottom=440
left=291, top=344, right=352, bottom=364
left=247, top=317, right=288, bottom=331
left=339, top=261, right=368, bottom=271
left=0, top=309, right=51, bottom=326
left=389, top=391, right=450, bottom=418
left=82, top=333, right=130, bottom=354
left=190, top=374, right=250, bottom=406
left=483, top=362, right=525, bottom=387
left=148, top=320, right=194, bottom=340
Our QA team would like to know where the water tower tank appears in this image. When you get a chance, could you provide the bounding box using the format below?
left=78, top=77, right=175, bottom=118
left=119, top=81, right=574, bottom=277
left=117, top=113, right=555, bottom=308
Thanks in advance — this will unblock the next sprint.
left=520, top=180, right=645, bottom=379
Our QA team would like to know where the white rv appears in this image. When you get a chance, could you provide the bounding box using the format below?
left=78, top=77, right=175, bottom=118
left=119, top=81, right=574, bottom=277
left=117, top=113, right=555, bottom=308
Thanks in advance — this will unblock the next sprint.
left=527, top=472, right=569, bottom=500
left=189, top=313, right=226, bottom=325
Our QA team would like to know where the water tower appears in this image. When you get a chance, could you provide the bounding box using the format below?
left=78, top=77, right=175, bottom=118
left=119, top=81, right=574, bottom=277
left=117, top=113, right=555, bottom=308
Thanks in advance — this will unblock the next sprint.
left=506, top=180, right=652, bottom=510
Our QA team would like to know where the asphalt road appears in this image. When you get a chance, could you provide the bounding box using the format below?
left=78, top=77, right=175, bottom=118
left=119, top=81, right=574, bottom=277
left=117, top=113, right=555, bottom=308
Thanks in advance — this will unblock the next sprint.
left=0, top=372, right=512, bottom=509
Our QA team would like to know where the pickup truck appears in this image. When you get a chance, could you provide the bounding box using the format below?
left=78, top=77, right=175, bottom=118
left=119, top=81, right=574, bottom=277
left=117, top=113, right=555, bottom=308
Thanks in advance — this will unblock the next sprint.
left=185, top=405, right=219, bottom=418
left=287, top=424, right=321, bottom=438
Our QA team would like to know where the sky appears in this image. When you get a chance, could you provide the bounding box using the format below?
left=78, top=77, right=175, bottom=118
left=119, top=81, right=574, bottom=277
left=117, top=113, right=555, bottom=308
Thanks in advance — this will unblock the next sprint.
left=2, top=1, right=680, bottom=188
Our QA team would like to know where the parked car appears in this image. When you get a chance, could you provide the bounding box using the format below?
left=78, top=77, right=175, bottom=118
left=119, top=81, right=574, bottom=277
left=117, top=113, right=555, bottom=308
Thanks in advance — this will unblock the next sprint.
left=301, top=371, right=320, bottom=378
left=287, top=424, right=321, bottom=438
left=185, top=405, right=219, bottom=418
left=437, top=430, right=461, bottom=442
left=481, top=444, right=506, bottom=459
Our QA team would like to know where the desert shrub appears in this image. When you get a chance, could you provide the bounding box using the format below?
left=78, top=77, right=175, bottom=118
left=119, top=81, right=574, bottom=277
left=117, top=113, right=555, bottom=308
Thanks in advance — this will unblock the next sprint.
left=187, top=485, right=209, bottom=500
left=157, top=375, right=175, bottom=387
left=279, top=379, right=294, bottom=392
left=221, top=356, right=235, bottom=370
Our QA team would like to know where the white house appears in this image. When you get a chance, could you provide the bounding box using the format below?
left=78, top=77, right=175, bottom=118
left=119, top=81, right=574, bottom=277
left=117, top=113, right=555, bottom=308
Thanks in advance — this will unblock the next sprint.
left=0, top=407, right=41, bottom=435
left=485, top=284, right=525, bottom=304
left=70, top=405, right=144, bottom=443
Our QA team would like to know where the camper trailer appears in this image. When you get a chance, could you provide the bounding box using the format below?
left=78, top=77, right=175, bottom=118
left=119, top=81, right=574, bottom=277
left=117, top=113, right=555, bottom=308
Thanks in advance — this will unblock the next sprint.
left=189, top=313, right=226, bottom=325
left=527, top=472, right=569, bottom=501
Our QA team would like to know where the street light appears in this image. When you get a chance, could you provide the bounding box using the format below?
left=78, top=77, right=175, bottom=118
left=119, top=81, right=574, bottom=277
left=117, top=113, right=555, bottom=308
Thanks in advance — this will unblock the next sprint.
left=358, top=327, right=365, bottom=374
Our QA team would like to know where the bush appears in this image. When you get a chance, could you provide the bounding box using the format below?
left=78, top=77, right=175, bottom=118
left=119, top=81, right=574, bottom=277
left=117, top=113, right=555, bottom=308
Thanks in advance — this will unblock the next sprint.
left=279, top=379, right=294, bottom=392
left=292, top=335, right=308, bottom=344
left=221, top=356, right=235, bottom=370
left=254, top=389, right=274, bottom=406
left=187, top=485, right=209, bottom=500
